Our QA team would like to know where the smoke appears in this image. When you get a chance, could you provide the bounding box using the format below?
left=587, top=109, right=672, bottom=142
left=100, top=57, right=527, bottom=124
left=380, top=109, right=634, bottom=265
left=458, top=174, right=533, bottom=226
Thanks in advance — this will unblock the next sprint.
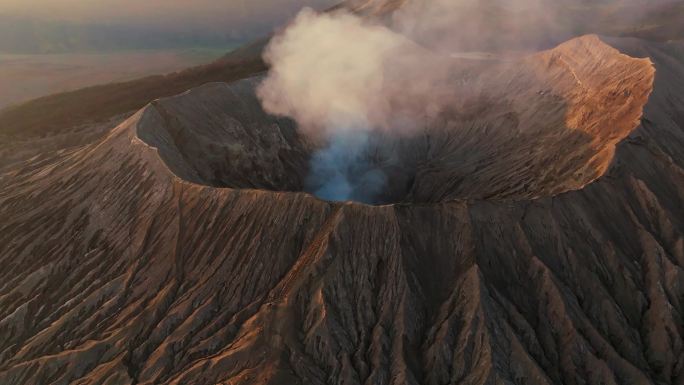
left=256, top=0, right=662, bottom=203
left=388, top=0, right=679, bottom=52
left=306, top=131, right=388, bottom=203
left=257, top=7, right=451, bottom=203
left=390, top=0, right=560, bottom=52
left=257, top=9, right=414, bottom=134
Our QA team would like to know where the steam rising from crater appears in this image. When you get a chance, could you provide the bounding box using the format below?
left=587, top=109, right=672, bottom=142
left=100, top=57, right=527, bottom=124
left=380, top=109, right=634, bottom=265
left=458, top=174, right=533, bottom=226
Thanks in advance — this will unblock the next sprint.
left=257, top=7, right=452, bottom=203
left=257, top=0, right=647, bottom=203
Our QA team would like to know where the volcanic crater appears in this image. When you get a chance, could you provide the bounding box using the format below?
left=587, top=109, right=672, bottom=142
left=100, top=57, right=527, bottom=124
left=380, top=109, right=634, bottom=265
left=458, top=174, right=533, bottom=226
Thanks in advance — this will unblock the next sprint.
left=137, top=35, right=654, bottom=205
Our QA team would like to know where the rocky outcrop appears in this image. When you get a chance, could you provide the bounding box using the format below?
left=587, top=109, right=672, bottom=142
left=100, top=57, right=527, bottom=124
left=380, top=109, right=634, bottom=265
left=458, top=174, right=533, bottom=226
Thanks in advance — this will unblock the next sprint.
left=0, top=35, right=682, bottom=385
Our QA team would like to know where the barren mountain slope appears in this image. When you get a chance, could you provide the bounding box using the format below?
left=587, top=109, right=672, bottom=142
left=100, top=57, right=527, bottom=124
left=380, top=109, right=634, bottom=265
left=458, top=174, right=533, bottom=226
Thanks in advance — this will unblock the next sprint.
left=1, top=34, right=683, bottom=385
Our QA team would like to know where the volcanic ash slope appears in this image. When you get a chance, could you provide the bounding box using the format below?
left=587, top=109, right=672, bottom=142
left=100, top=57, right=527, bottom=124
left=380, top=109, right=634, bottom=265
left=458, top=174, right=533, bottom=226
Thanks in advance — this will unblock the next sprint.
left=1, top=35, right=683, bottom=385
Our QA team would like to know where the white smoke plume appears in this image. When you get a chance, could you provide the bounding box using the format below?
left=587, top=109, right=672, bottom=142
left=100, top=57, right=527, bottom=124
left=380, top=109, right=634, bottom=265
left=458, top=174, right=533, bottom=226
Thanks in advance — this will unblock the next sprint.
left=257, top=7, right=452, bottom=203
left=257, top=9, right=406, bottom=135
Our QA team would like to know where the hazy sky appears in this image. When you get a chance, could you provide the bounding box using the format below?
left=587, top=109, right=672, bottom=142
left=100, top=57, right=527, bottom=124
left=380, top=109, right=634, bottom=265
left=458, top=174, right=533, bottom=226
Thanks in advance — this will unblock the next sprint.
left=0, top=0, right=338, bottom=30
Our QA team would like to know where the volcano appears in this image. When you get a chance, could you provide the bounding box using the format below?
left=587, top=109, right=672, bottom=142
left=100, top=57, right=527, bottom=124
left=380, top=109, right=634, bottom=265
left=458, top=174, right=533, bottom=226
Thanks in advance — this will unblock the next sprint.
left=1, top=2, right=684, bottom=385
